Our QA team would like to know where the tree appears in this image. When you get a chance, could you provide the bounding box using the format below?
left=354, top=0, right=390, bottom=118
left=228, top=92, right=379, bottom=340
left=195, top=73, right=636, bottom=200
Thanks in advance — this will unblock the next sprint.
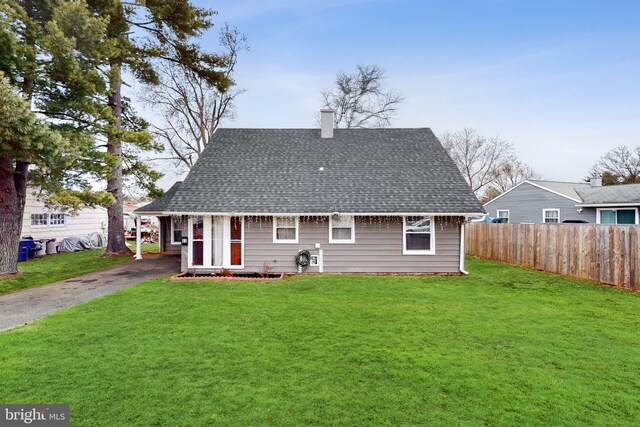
left=0, top=75, right=65, bottom=274
left=491, top=160, right=538, bottom=193
left=144, top=24, right=248, bottom=171
left=0, top=1, right=109, bottom=275
left=59, top=0, right=231, bottom=255
left=589, top=145, right=640, bottom=185
left=441, top=128, right=537, bottom=199
left=321, top=64, right=403, bottom=128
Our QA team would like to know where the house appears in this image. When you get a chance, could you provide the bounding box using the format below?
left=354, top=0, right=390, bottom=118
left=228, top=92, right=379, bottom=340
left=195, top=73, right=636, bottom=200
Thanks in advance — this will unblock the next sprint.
left=483, top=178, right=640, bottom=224
left=135, top=110, right=485, bottom=274
left=124, top=201, right=159, bottom=240
left=21, top=190, right=108, bottom=241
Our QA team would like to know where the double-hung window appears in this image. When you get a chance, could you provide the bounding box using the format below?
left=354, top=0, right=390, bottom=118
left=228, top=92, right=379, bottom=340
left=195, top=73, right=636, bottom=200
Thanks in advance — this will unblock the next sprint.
left=329, top=215, right=355, bottom=243
left=496, top=210, right=509, bottom=222
left=171, top=216, right=183, bottom=245
left=273, top=217, right=299, bottom=243
left=403, top=216, right=434, bottom=254
left=543, top=209, right=560, bottom=223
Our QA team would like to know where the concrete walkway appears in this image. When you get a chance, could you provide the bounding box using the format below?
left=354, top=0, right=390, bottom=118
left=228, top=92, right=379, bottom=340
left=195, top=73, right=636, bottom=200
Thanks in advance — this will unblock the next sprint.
left=0, top=254, right=180, bottom=331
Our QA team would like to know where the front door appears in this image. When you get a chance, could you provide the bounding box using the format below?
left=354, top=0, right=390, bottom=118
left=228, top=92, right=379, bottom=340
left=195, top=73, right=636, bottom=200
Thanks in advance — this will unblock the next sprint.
left=189, top=216, right=244, bottom=269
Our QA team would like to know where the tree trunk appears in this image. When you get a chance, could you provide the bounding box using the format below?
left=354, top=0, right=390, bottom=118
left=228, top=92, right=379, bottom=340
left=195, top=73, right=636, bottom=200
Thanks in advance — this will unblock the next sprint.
left=104, top=62, right=131, bottom=256
left=0, top=157, right=28, bottom=276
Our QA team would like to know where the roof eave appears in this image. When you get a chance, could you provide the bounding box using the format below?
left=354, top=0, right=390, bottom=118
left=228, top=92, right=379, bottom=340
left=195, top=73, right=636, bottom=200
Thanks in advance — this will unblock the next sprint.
left=576, top=202, right=640, bottom=207
left=135, top=211, right=486, bottom=217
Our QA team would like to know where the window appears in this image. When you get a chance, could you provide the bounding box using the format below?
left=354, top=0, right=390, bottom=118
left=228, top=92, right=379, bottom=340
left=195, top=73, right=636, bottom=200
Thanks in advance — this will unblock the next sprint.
left=31, top=213, right=65, bottom=226
left=543, top=209, right=560, bottom=223
left=273, top=216, right=299, bottom=243
left=496, top=210, right=509, bottom=222
left=171, top=216, right=182, bottom=244
left=403, top=216, right=434, bottom=254
left=31, top=214, right=48, bottom=226
left=329, top=215, right=355, bottom=243
left=211, top=217, right=223, bottom=266
left=49, top=214, right=66, bottom=225
left=598, top=208, right=638, bottom=225
left=230, top=216, right=243, bottom=266
left=191, top=216, right=204, bottom=266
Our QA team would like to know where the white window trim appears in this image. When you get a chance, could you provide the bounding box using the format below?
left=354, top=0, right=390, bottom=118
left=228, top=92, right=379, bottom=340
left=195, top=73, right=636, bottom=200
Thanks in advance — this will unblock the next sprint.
left=187, top=215, right=205, bottom=268
left=542, top=208, right=560, bottom=223
left=30, top=213, right=66, bottom=227
left=170, top=216, right=182, bottom=245
left=187, top=215, right=244, bottom=269
left=272, top=216, right=299, bottom=243
left=596, top=207, right=639, bottom=225
left=496, top=209, right=510, bottom=222
left=227, top=216, right=245, bottom=270
left=329, top=215, right=355, bottom=244
left=402, top=216, right=436, bottom=255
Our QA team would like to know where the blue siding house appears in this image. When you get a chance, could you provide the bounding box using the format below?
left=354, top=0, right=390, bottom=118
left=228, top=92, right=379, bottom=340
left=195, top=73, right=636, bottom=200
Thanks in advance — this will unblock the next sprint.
left=484, top=179, right=640, bottom=225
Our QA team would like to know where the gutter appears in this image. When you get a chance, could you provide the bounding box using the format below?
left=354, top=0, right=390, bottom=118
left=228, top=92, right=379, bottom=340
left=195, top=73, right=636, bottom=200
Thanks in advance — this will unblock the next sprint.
left=134, top=211, right=487, bottom=217
left=575, top=203, right=640, bottom=207
left=459, top=224, right=469, bottom=275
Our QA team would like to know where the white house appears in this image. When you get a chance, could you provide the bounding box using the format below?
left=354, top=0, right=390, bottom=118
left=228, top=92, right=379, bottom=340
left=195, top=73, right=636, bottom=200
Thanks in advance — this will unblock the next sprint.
left=21, top=190, right=108, bottom=241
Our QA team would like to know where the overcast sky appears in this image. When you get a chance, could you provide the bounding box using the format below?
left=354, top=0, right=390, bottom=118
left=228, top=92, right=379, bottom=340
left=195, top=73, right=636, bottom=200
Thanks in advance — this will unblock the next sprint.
left=151, top=0, right=640, bottom=188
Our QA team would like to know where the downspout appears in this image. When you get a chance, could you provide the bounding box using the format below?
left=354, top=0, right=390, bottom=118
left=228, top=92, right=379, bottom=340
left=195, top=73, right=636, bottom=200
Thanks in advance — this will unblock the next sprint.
left=135, top=215, right=142, bottom=260
left=459, top=222, right=469, bottom=275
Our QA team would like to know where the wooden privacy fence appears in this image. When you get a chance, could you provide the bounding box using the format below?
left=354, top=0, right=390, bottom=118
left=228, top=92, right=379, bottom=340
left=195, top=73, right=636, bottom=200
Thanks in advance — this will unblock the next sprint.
left=465, top=222, right=640, bottom=291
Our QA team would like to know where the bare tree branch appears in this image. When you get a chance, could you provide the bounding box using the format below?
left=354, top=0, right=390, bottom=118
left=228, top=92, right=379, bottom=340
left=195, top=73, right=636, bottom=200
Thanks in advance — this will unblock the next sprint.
left=441, top=128, right=538, bottom=199
left=142, top=24, right=249, bottom=172
left=589, top=145, right=640, bottom=184
left=321, top=65, right=403, bottom=128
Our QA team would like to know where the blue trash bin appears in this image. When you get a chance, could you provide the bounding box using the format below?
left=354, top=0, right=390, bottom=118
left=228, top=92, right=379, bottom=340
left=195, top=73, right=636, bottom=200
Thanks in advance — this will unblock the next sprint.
left=17, top=240, right=33, bottom=262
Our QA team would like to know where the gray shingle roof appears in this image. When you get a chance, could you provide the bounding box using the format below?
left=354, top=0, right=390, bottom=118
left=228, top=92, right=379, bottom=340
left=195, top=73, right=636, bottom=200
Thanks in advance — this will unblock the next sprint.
left=529, top=180, right=591, bottom=201
left=136, top=181, right=182, bottom=213
left=140, top=128, right=484, bottom=215
left=576, top=183, right=640, bottom=205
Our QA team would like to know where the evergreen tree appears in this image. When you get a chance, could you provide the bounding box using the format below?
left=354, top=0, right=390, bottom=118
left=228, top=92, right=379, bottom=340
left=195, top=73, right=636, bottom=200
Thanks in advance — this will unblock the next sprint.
left=0, top=73, right=65, bottom=273
left=80, top=0, right=230, bottom=255
left=0, top=0, right=109, bottom=274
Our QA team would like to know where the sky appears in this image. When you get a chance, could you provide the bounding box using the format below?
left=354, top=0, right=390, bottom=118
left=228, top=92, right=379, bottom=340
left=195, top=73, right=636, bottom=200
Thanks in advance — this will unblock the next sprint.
left=151, top=0, right=640, bottom=188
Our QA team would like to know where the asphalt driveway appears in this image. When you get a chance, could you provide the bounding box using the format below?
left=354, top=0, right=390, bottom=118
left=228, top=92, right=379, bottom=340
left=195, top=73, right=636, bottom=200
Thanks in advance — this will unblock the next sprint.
left=0, top=254, right=180, bottom=331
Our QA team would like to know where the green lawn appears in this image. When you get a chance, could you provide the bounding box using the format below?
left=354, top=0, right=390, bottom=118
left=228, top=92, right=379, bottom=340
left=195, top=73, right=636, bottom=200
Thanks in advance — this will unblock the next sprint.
left=0, top=249, right=131, bottom=295
left=1, top=258, right=639, bottom=426
left=127, top=241, right=160, bottom=254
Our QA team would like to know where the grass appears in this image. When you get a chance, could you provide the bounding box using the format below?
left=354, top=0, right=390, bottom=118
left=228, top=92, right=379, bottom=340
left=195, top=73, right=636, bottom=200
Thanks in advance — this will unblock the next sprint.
left=0, top=249, right=131, bottom=295
left=0, top=258, right=639, bottom=426
left=126, top=241, right=160, bottom=254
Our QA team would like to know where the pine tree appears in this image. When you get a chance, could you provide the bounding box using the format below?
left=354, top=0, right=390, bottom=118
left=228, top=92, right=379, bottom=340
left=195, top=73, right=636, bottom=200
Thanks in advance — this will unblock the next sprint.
left=0, top=0, right=110, bottom=274
left=0, top=74, right=66, bottom=274
left=80, top=0, right=230, bottom=255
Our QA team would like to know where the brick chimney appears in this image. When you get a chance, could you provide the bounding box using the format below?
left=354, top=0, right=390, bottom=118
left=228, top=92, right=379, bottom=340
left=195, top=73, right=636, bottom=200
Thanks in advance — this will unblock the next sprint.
left=320, top=109, right=334, bottom=138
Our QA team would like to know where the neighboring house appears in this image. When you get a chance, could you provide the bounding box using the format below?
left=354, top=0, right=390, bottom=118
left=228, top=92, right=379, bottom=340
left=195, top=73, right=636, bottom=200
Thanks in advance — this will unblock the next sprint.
left=484, top=178, right=640, bottom=224
left=124, top=201, right=159, bottom=236
left=136, top=110, right=485, bottom=274
left=22, top=190, right=108, bottom=240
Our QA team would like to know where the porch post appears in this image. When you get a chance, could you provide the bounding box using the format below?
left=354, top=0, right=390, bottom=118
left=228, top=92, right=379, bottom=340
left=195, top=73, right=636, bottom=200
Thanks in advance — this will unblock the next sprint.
left=135, top=215, right=142, bottom=260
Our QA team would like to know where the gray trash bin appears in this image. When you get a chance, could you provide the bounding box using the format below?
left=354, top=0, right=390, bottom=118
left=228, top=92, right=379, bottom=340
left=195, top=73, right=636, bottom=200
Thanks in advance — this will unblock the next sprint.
left=46, top=240, right=58, bottom=254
